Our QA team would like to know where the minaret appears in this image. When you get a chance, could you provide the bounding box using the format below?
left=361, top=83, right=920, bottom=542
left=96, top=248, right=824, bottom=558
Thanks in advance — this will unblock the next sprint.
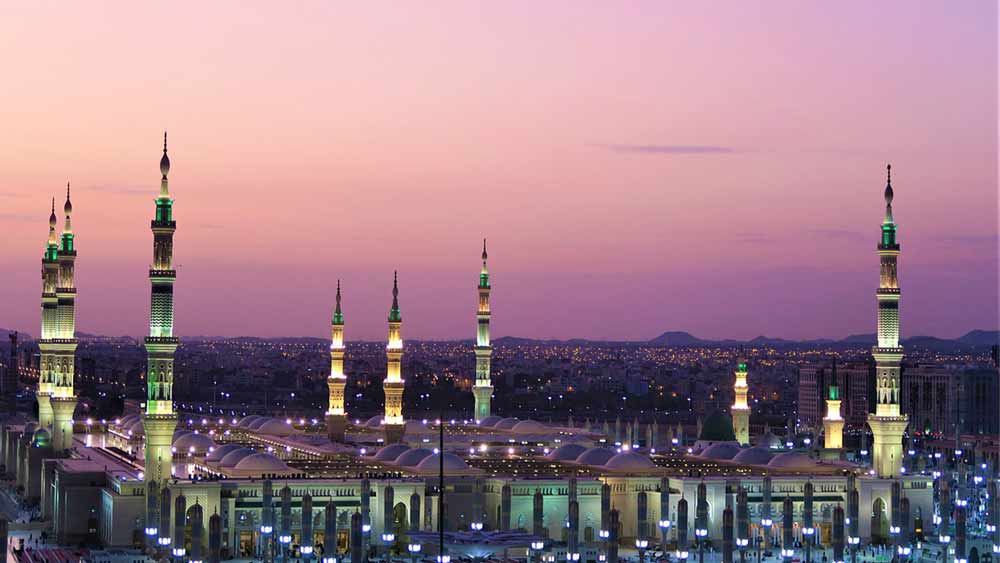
left=50, top=184, right=79, bottom=451
left=37, top=199, right=60, bottom=432
left=823, top=358, right=844, bottom=450
left=731, top=355, right=750, bottom=445
left=142, top=133, right=179, bottom=485
left=867, top=164, right=908, bottom=478
left=326, top=281, right=348, bottom=442
left=472, top=239, right=493, bottom=420
left=383, top=272, right=405, bottom=444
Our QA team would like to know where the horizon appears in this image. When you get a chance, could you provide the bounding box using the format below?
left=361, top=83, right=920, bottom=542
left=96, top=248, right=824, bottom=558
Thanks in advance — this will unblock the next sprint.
left=2, top=2, right=997, bottom=341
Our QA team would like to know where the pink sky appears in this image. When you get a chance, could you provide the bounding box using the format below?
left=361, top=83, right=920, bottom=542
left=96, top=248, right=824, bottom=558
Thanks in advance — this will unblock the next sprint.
left=1, top=2, right=996, bottom=341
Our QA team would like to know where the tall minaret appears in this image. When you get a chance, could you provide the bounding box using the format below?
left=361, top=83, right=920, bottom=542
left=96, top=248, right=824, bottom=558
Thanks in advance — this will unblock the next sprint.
left=50, top=184, right=79, bottom=451
left=867, top=164, right=908, bottom=478
left=37, top=199, right=60, bottom=432
left=472, top=239, right=493, bottom=421
left=326, top=281, right=348, bottom=442
left=383, top=272, right=405, bottom=444
left=823, top=358, right=844, bottom=450
left=142, top=133, right=179, bottom=485
left=731, top=355, right=750, bottom=445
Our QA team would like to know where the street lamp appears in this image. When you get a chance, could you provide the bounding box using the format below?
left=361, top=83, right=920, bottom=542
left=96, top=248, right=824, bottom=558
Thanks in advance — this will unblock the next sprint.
left=408, top=543, right=422, bottom=563
left=436, top=555, right=451, bottom=563
left=530, top=541, right=545, bottom=563
left=381, top=533, right=395, bottom=560
left=470, top=522, right=483, bottom=531
left=803, top=527, right=815, bottom=563
left=760, top=519, right=773, bottom=563
left=696, top=529, right=708, bottom=563
left=322, top=557, right=337, bottom=563
left=781, top=548, right=795, bottom=563
left=567, top=553, right=581, bottom=562
left=737, top=537, right=749, bottom=563
left=676, top=550, right=690, bottom=562
left=660, top=520, right=672, bottom=552
left=636, top=539, right=649, bottom=563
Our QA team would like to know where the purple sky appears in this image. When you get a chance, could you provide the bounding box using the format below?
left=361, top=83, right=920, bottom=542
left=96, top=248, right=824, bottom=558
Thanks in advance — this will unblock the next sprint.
left=1, top=2, right=996, bottom=341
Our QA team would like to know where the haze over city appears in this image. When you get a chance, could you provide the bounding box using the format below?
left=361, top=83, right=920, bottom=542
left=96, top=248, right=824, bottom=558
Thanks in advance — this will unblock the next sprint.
left=1, top=2, right=996, bottom=341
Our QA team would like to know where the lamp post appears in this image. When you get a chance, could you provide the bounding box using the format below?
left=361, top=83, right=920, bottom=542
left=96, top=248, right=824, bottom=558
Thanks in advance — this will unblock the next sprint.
left=660, top=520, right=672, bottom=554
left=635, top=539, right=649, bottom=563
left=737, top=538, right=749, bottom=563
left=261, top=524, right=274, bottom=563
left=696, top=529, right=707, bottom=563
left=530, top=541, right=545, bottom=563
left=848, top=536, right=860, bottom=563
left=567, top=552, right=581, bottom=563
left=407, top=543, right=421, bottom=563
left=760, top=519, right=772, bottom=563
left=381, top=533, right=395, bottom=561
left=362, top=524, right=371, bottom=563
left=280, top=534, right=292, bottom=563
left=470, top=522, right=483, bottom=531
left=803, top=527, right=815, bottom=563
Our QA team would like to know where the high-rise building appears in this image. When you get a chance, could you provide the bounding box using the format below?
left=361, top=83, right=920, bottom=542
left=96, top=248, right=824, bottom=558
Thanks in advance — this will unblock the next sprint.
left=867, top=164, right=908, bottom=478
left=472, top=240, right=493, bottom=420
left=823, top=360, right=844, bottom=450
left=900, top=365, right=1000, bottom=436
left=3, top=332, right=18, bottom=413
left=50, top=185, right=79, bottom=451
left=383, top=272, right=405, bottom=444
left=142, top=133, right=179, bottom=486
left=326, top=281, right=347, bottom=441
left=731, top=357, right=750, bottom=445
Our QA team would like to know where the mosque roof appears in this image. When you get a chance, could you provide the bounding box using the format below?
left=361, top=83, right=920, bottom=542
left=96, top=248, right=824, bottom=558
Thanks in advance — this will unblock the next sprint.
left=699, top=410, right=737, bottom=442
left=603, top=452, right=657, bottom=472
left=546, top=443, right=588, bottom=462
left=731, top=446, right=775, bottom=465
left=767, top=451, right=819, bottom=471
left=234, top=453, right=290, bottom=473
left=374, top=444, right=411, bottom=462
left=699, top=442, right=742, bottom=460
left=574, top=447, right=616, bottom=466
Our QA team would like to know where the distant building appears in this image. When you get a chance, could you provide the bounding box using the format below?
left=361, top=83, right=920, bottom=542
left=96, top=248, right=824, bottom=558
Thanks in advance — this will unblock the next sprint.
left=901, top=364, right=999, bottom=436
left=798, top=361, right=872, bottom=431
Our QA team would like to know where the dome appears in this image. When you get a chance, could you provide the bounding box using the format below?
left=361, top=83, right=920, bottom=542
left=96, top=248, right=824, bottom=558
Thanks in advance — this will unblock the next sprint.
left=173, top=429, right=191, bottom=440
left=575, top=447, right=616, bottom=466
left=234, top=453, right=290, bottom=473
left=604, top=452, right=657, bottom=472
left=374, top=444, right=411, bottom=462
left=365, top=415, right=384, bottom=428
left=479, top=416, right=504, bottom=428
left=732, top=447, right=775, bottom=466
left=699, top=410, right=737, bottom=442
left=32, top=428, right=51, bottom=448
left=257, top=419, right=294, bottom=437
left=219, top=448, right=257, bottom=468
left=119, top=414, right=140, bottom=427
left=700, top=443, right=742, bottom=461
left=767, top=452, right=818, bottom=472
left=128, top=420, right=145, bottom=436
left=547, top=443, right=588, bottom=462
left=404, top=421, right=433, bottom=435
left=495, top=417, right=520, bottom=430
left=173, top=432, right=216, bottom=453
left=511, top=420, right=549, bottom=434
left=238, top=415, right=262, bottom=428
left=248, top=417, right=273, bottom=431
left=395, top=448, right=433, bottom=467
left=160, top=133, right=171, bottom=177
left=759, top=432, right=783, bottom=450
left=206, top=443, right=243, bottom=463
left=415, top=452, right=469, bottom=472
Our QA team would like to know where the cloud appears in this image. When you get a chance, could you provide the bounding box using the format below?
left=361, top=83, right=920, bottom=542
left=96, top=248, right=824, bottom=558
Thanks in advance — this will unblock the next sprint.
left=83, top=184, right=149, bottom=196
left=596, top=143, right=735, bottom=154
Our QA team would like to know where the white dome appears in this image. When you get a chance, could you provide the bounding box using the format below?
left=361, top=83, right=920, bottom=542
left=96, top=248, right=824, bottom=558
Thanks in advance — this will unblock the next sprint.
left=758, top=432, right=783, bottom=449
left=238, top=415, right=263, bottom=428
left=257, top=419, right=295, bottom=436
left=604, top=452, right=657, bottom=472
left=700, top=443, right=742, bottom=460
left=173, top=429, right=191, bottom=440
left=478, top=415, right=504, bottom=428
left=395, top=448, right=433, bottom=467
left=495, top=417, right=520, bottom=430
left=511, top=420, right=549, bottom=434
left=415, top=452, right=469, bottom=472
left=546, top=443, right=588, bottom=462
left=173, top=432, right=216, bottom=453
left=732, top=447, right=775, bottom=465
left=575, top=447, right=616, bottom=466
left=365, top=415, right=384, bottom=428
left=128, top=420, right=145, bottom=435
left=119, top=414, right=140, bottom=427
left=206, top=443, right=243, bottom=463
left=219, top=447, right=256, bottom=468
left=768, top=452, right=818, bottom=471
left=248, top=417, right=273, bottom=431
left=234, top=453, right=290, bottom=473
left=374, top=444, right=411, bottom=462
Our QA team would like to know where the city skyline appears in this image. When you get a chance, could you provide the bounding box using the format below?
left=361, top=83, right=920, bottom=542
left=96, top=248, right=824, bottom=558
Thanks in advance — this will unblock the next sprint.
left=1, top=2, right=997, bottom=341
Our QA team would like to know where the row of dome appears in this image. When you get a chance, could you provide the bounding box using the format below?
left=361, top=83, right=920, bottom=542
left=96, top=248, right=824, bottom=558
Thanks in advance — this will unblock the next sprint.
left=371, top=444, right=472, bottom=473
left=544, top=443, right=658, bottom=471
left=203, top=443, right=291, bottom=472
left=235, top=416, right=296, bottom=436
left=696, top=443, right=823, bottom=471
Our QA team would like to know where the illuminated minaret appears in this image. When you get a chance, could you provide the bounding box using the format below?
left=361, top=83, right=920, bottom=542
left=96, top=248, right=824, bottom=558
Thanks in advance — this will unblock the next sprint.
left=867, top=164, right=908, bottom=478
left=472, top=239, right=493, bottom=420
left=731, top=356, right=750, bottom=445
left=37, top=199, right=60, bottom=432
left=50, top=184, right=79, bottom=451
left=326, top=281, right=348, bottom=442
left=823, top=359, right=844, bottom=450
left=142, top=133, right=179, bottom=485
left=383, top=272, right=405, bottom=444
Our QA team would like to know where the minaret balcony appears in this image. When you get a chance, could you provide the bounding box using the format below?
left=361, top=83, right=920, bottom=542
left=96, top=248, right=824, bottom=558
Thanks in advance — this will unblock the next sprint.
left=151, top=220, right=176, bottom=229
left=149, top=269, right=177, bottom=279
left=55, top=288, right=77, bottom=294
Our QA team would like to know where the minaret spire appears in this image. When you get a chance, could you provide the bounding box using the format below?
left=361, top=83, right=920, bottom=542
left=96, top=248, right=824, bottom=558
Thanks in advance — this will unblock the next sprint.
left=326, top=279, right=348, bottom=441
left=383, top=272, right=405, bottom=443
left=868, top=164, right=908, bottom=478
left=49, top=180, right=80, bottom=451
left=823, top=356, right=844, bottom=451
left=143, top=133, right=180, bottom=491
left=731, top=354, right=750, bottom=445
left=473, top=239, right=494, bottom=420
left=37, top=198, right=61, bottom=432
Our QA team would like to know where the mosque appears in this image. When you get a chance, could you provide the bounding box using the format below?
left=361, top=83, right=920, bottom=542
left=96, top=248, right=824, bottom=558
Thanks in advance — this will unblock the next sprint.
left=0, top=143, right=954, bottom=561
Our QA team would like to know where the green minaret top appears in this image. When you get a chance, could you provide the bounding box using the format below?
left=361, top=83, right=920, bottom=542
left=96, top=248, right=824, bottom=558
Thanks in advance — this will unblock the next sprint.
left=333, top=280, right=344, bottom=326
left=388, top=271, right=401, bottom=322
left=45, top=198, right=58, bottom=261
left=479, top=238, right=490, bottom=289
left=61, top=183, right=74, bottom=253
left=828, top=357, right=840, bottom=400
left=880, top=164, right=898, bottom=248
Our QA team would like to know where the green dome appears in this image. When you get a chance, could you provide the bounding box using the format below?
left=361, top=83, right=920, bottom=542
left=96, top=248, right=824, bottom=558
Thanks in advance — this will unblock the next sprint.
left=699, top=410, right=737, bottom=442
left=32, top=428, right=51, bottom=448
